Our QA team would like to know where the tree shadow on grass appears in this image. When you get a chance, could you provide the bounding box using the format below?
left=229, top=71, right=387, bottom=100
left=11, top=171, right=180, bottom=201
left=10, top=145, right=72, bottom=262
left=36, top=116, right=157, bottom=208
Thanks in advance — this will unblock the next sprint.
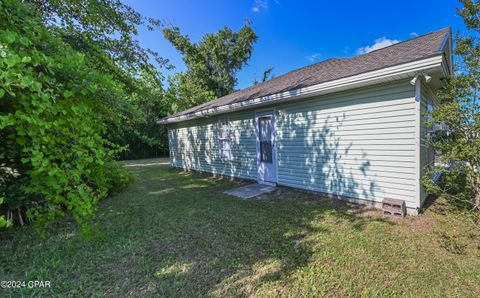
left=120, top=166, right=395, bottom=297
left=0, top=160, right=396, bottom=297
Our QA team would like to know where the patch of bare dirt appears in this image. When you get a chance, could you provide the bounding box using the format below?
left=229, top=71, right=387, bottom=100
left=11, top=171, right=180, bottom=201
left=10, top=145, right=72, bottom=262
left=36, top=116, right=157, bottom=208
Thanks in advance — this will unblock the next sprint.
left=397, top=214, right=437, bottom=233
left=412, top=215, right=437, bottom=233
left=257, top=186, right=381, bottom=216
left=259, top=187, right=444, bottom=234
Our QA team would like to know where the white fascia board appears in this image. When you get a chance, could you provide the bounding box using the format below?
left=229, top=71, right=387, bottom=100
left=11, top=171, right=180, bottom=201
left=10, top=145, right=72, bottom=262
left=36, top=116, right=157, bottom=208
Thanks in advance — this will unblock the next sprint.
left=159, top=55, right=444, bottom=124
left=438, top=31, right=453, bottom=76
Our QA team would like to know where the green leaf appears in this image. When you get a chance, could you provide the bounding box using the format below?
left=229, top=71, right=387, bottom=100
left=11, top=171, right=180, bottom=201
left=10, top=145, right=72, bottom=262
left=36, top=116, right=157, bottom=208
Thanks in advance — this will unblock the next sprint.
left=2, top=31, right=16, bottom=44
left=63, top=91, right=74, bottom=98
left=19, top=37, right=30, bottom=46
left=0, top=115, right=14, bottom=129
left=88, top=84, right=98, bottom=92
left=21, top=56, right=31, bottom=63
left=20, top=76, right=33, bottom=88
left=40, top=92, right=50, bottom=100
left=0, top=216, right=12, bottom=228
left=4, top=55, right=20, bottom=67
left=31, top=82, right=42, bottom=91
left=0, top=88, right=4, bottom=99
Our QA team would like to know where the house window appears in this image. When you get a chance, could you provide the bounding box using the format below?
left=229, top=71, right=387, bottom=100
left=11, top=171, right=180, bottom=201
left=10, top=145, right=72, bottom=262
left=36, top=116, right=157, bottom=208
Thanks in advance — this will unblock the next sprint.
left=219, top=118, right=232, bottom=161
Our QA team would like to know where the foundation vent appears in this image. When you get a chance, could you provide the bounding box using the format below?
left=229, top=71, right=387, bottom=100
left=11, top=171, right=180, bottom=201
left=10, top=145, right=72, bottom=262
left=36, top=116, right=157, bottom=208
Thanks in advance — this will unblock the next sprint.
left=382, top=198, right=406, bottom=218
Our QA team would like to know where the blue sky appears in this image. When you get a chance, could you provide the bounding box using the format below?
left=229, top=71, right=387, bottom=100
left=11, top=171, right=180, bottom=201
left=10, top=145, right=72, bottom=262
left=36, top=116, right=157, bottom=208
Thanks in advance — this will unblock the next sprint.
left=124, top=0, right=465, bottom=90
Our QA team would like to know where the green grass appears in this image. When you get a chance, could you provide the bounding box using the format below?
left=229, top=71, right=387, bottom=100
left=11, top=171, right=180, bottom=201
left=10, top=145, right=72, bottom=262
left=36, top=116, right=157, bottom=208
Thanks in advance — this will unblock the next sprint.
left=1, top=158, right=479, bottom=297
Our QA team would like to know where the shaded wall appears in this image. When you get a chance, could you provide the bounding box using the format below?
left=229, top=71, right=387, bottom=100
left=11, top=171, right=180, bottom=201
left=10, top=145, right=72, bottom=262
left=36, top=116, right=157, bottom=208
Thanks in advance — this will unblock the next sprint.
left=276, top=80, right=417, bottom=209
left=168, top=110, right=257, bottom=180
left=168, top=79, right=420, bottom=209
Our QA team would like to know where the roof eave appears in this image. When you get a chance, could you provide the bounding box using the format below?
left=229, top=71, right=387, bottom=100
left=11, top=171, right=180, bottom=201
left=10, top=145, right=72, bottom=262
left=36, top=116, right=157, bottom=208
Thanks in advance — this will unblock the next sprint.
left=440, top=30, right=454, bottom=76
left=158, top=54, right=445, bottom=124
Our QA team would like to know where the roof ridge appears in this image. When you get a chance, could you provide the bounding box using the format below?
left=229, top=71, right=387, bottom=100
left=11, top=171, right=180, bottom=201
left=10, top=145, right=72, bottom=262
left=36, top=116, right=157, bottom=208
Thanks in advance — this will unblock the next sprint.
left=162, top=27, right=451, bottom=122
left=240, top=28, right=450, bottom=93
left=357, top=27, right=451, bottom=56
left=232, top=57, right=342, bottom=94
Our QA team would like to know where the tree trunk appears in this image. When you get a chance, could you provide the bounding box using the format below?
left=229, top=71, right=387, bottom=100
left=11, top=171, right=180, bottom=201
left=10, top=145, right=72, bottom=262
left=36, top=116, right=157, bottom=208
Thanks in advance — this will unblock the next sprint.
left=17, top=208, right=24, bottom=226
left=475, top=176, right=480, bottom=213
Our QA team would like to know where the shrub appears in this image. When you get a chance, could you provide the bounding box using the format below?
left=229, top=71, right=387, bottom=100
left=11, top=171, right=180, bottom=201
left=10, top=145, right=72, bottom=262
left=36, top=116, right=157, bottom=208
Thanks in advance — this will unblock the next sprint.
left=0, top=0, right=133, bottom=235
left=104, top=161, right=137, bottom=195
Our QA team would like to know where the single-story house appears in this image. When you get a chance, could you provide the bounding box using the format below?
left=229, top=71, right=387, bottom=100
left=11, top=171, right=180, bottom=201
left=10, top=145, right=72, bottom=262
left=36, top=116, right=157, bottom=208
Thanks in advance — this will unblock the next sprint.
left=159, top=27, right=453, bottom=215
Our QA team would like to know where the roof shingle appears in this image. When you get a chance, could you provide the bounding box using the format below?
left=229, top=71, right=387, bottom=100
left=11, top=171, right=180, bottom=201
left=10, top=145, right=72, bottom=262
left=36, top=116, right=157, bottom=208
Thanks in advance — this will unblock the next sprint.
left=165, top=27, right=450, bottom=120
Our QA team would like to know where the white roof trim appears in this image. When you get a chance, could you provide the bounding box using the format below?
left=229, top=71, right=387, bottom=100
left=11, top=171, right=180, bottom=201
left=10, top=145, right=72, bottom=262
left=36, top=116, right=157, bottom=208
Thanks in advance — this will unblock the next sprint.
left=439, top=31, right=450, bottom=52
left=159, top=55, right=445, bottom=124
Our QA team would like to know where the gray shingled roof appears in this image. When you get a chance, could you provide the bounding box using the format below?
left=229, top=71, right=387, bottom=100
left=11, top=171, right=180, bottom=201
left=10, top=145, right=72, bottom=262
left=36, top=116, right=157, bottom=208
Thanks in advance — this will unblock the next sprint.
left=164, top=27, right=450, bottom=121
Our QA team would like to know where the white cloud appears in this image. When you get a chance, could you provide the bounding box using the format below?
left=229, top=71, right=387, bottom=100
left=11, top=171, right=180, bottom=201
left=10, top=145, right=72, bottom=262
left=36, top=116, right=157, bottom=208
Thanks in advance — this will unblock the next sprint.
left=306, top=52, right=321, bottom=62
left=410, top=32, right=418, bottom=37
left=252, top=0, right=268, bottom=12
left=356, top=37, right=400, bottom=55
left=252, top=0, right=279, bottom=13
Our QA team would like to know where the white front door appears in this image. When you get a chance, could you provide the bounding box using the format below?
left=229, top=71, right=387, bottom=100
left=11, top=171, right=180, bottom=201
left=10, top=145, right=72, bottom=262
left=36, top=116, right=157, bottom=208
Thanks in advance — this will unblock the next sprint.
left=256, top=110, right=277, bottom=184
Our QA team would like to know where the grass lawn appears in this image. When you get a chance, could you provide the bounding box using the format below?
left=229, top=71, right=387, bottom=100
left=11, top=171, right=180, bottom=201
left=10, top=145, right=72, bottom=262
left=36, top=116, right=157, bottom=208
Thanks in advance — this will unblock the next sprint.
left=1, top=158, right=480, bottom=297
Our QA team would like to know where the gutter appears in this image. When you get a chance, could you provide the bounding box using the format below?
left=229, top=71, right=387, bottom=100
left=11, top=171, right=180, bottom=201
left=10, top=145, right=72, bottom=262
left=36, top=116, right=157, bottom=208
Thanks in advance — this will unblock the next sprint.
left=159, top=55, right=444, bottom=124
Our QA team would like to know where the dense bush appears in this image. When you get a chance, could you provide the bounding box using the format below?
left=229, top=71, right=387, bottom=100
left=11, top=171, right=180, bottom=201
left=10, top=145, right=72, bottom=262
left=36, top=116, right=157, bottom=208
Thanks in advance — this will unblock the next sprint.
left=0, top=0, right=134, bottom=235
left=0, top=197, right=12, bottom=228
left=0, top=0, right=258, bottom=236
left=423, top=0, right=480, bottom=214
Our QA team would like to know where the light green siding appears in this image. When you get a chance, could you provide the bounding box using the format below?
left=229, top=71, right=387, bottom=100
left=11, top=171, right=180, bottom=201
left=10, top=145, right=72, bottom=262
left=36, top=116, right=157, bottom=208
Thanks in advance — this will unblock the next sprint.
left=168, top=110, right=257, bottom=180
left=168, top=79, right=420, bottom=210
left=275, top=80, right=418, bottom=208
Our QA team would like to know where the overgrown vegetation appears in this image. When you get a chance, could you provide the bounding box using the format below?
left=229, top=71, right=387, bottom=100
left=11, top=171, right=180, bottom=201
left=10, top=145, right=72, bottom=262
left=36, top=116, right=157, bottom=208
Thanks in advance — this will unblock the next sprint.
left=28, top=0, right=170, bottom=159
left=0, top=0, right=258, bottom=234
left=1, top=159, right=478, bottom=296
left=423, top=0, right=480, bottom=216
left=0, top=0, right=139, bottom=235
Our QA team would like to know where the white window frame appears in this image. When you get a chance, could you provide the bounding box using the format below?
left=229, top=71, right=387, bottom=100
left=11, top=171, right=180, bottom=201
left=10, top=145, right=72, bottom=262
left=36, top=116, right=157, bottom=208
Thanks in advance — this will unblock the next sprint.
left=218, top=117, right=232, bottom=161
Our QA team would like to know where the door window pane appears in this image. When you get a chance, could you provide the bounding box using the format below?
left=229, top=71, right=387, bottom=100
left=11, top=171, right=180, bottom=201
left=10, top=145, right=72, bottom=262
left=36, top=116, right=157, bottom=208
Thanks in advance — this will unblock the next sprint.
left=259, top=117, right=272, bottom=141
left=260, top=141, right=272, bottom=162
left=258, top=116, right=273, bottom=163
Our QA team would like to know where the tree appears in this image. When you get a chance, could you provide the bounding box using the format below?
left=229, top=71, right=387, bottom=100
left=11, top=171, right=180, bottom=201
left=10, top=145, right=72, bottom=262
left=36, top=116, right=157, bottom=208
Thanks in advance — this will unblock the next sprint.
left=253, top=67, right=274, bottom=85
left=0, top=0, right=151, bottom=236
left=28, top=0, right=167, bottom=79
left=0, top=0, right=257, bottom=235
left=27, top=0, right=171, bottom=159
left=423, top=0, right=480, bottom=213
left=164, top=73, right=216, bottom=114
left=163, top=25, right=258, bottom=113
